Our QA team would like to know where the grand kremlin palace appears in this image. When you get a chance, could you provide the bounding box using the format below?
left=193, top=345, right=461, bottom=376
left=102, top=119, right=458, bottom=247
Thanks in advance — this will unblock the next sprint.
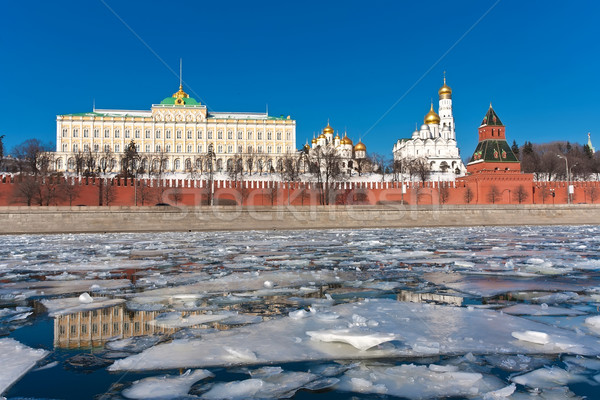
left=54, top=85, right=296, bottom=173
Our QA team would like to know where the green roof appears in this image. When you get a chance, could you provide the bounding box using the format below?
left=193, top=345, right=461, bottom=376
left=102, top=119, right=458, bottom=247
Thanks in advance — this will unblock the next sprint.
left=468, top=139, right=519, bottom=164
left=160, top=96, right=200, bottom=106
left=480, top=105, right=503, bottom=126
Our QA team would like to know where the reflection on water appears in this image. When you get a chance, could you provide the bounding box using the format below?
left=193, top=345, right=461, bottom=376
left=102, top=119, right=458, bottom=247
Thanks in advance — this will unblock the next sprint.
left=54, top=306, right=176, bottom=349
left=396, top=290, right=463, bottom=306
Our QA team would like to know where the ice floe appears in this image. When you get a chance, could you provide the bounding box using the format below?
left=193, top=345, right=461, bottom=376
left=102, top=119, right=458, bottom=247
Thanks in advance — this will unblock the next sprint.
left=122, top=369, right=214, bottom=399
left=41, top=295, right=124, bottom=317
left=109, top=299, right=600, bottom=371
left=0, top=338, right=48, bottom=395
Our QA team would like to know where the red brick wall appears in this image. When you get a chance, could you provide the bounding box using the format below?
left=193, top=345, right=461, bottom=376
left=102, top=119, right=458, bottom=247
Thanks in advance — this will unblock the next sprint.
left=1, top=175, right=598, bottom=206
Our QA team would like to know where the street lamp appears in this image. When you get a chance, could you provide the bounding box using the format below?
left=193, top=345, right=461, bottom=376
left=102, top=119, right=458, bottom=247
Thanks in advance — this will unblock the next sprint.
left=557, top=154, right=569, bottom=204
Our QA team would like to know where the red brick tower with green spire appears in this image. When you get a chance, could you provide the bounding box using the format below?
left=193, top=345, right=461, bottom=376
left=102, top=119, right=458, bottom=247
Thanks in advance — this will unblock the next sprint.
left=467, top=104, right=520, bottom=173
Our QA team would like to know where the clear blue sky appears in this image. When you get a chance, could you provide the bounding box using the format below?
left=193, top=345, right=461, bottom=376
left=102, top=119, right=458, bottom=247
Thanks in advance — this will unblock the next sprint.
left=1, top=1, right=598, bottom=159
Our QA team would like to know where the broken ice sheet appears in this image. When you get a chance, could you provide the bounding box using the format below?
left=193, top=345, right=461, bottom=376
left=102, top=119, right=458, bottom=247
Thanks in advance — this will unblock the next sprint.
left=122, top=369, right=213, bottom=399
left=0, top=338, right=48, bottom=395
left=0, top=279, right=131, bottom=299
left=109, top=299, right=600, bottom=371
left=336, top=362, right=506, bottom=399
left=41, top=296, right=125, bottom=317
left=424, top=271, right=597, bottom=297
left=501, top=304, right=586, bottom=316
left=200, top=371, right=319, bottom=400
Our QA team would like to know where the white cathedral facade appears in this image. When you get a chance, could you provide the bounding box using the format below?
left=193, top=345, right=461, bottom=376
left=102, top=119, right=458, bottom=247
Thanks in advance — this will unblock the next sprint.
left=393, top=77, right=466, bottom=176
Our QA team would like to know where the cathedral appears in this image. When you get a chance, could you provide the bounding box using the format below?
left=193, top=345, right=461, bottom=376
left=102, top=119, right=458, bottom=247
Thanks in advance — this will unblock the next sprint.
left=392, top=76, right=466, bottom=176
left=307, top=122, right=367, bottom=174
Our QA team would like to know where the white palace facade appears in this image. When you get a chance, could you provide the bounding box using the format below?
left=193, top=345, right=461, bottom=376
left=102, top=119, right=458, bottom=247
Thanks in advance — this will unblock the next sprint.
left=392, top=77, right=466, bottom=175
left=54, top=84, right=296, bottom=173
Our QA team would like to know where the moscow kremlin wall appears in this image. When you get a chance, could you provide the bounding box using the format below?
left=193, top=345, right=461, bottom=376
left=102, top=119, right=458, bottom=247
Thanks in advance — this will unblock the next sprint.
left=2, top=105, right=599, bottom=207
left=0, top=175, right=597, bottom=207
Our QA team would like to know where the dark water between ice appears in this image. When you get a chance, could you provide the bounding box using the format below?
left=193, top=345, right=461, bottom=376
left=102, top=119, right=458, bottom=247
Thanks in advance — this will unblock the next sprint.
left=1, top=226, right=600, bottom=399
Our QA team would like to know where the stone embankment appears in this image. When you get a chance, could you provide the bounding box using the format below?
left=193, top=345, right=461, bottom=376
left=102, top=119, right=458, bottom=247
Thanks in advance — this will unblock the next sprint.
left=0, top=204, right=598, bottom=234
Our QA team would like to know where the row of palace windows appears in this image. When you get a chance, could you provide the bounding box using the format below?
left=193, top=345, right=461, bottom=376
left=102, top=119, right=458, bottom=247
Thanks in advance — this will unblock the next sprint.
left=63, top=143, right=290, bottom=154
left=63, top=128, right=292, bottom=141
left=62, top=156, right=284, bottom=173
left=60, top=321, right=147, bottom=336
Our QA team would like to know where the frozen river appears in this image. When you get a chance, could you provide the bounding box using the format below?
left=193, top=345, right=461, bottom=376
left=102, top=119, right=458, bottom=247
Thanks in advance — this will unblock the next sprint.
left=1, top=226, right=600, bottom=399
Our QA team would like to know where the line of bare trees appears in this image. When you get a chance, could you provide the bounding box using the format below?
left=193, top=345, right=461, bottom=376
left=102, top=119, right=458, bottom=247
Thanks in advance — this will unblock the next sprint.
left=518, top=140, right=600, bottom=181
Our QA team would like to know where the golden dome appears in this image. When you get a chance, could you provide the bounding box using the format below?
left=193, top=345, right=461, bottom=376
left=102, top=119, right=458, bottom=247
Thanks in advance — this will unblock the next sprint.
left=341, top=134, right=353, bottom=146
left=311, top=137, right=317, bottom=144
left=438, top=76, right=452, bottom=99
left=335, top=132, right=341, bottom=140
left=172, top=84, right=190, bottom=99
left=323, top=122, right=334, bottom=135
left=424, top=103, right=440, bottom=125
left=318, top=133, right=326, bottom=140
left=354, top=140, right=366, bottom=152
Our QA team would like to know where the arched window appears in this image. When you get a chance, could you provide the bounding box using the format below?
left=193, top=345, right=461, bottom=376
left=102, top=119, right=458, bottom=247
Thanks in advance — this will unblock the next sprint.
left=197, top=130, right=202, bottom=139
left=276, top=131, right=281, bottom=140
left=156, top=144, right=162, bottom=152
left=125, top=129, right=130, bottom=138
left=216, top=159, right=222, bottom=171
left=267, top=131, right=272, bottom=140
left=56, top=159, right=63, bottom=170
left=187, top=130, right=192, bottom=139
left=155, top=130, right=161, bottom=139
left=175, top=159, right=181, bottom=170
left=217, top=130, right=223, bottom=140
left=176, top=130, right=182, bottom=139
left=237, top=131, right=242, bottom=140
left=185, top=159, right=191, bottom=170
left=72, top=144, right=78, bottom=152
left=257, top=131, right=263, bottom=140
left=226, top=158, right=233, bottom=171
left=198, top=144, right=203, bottom=153
left=207, top=130, right=213, bottom=139
left=166, top=144, right=172, bottom=152
left=227, top=130, right=233, bottom=140
left=247, top=132, right=253, bottom=140
left=187, top=145, right=192, bottom=152
left=67, top=158, right=75, bottom=170
left=176, top=144, right=182, bottom=153
left=166, top=130, right=171, bottom=139
left=217, top=145, right=223, bottom=153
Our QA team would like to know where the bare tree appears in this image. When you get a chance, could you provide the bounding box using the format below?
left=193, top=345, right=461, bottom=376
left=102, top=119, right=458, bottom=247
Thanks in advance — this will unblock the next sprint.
left=279, top=154, right=299, bottom=183
left=265, top=181, right=278, bottom=206
left=84, top=149, right=98, bottom=177
left=74, top=151, right=85, bottom=175
left=538, top=185, right=551, bottom=204
left=513, top=185, right=529, bottom=204
left=102, top=178, right=117, bottom=205
left=61, top=177, right=81, bottom=206
left=464, top=186, right=474, bottom=204
left=13, top=176, right=40, bottom=205
left=121, top=140, right=140, bottom=178
left=309, top=146, right=345, bottom=205
left=585, top=186, right=598, bottom=204
left=409, top=158, right=431, bottom=183
left=487, top=185, right=501, bottom=204
left=170, top=186, right=183, bottom=205
left=439, top=185, right=450, bottom=204
left=137, top=180, right=153, bottom=206
left=0, top=134, right=5, bottom=171
left=11, top=139, right=53, bottom=175
left=38, top=174, right=64, bottom=206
